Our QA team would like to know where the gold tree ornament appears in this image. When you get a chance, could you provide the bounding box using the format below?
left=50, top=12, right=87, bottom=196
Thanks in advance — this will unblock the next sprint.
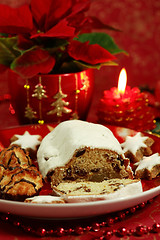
left=47, top=76, right=72, bottom=117
left=24, top=79, right=37, bottom=121
left=80, top=71, right=90, bottom=95
left=71, top=73, right=80, bottom=120
left=32, top=76, right=48, bottom=124
left=24, top=105, right=37, bottom=120
left=71, top=112, right=79, bottom=120
left=32, top=76, right=48, bottom=100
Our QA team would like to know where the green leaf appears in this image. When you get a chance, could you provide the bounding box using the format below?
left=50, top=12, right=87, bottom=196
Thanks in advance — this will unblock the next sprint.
left=0, top=36, right=20, bottom=66
left=74, top=60, right=118, bottom=70
left=75, top=32, right=128, bottom=55
left=10, top=47, right=56, bottom=78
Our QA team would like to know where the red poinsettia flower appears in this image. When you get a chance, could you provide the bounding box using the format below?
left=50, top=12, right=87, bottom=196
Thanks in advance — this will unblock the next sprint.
left=0, top=0, right=126, bottom=78
left=68, top=40, right=116, bottom=65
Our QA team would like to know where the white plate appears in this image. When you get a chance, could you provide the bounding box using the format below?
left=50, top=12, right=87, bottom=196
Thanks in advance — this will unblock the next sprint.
left=0, top=185, right=159, bottom=219
left=0, top=124, right=160, bottom=219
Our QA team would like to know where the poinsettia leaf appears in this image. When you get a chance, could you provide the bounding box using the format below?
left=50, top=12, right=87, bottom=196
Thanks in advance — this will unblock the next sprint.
left=0, top=36, right=20, bottom=66
left=68, top=40, right=116, bottom=65
left=11, top=47, right=55, bottom=78
left=74, top=60, right=118, bottom=70
left=75, top=32, right=128, bottom=55
left=0, top=4, right=33, bottom=34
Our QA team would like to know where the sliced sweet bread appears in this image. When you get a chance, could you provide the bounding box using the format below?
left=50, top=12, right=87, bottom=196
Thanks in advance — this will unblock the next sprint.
left=52, top=179, right=142, bottom=202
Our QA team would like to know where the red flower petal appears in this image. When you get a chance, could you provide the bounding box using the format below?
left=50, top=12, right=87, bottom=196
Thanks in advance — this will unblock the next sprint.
left=68, top=40, right=116, bottom=65
left=31, top=0, right=72, bottom=31
left=11, top=48, right=55, bottom=78
left=0, top=4, right=33, bottom=34
left=31, top=19, right=75, bottom=39
left=80, top=16, right=120, bottom=33
left=69, top=0, right=90, bottom=17
left=67, top=0, right=90, bottom=30
left=45, top=0, right=72, bottom=31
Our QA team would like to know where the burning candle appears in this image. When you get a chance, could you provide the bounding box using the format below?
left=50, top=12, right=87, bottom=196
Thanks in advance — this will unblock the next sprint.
left=117, top=68, right=127, bottom=94
left=98, top=68, right=156, bottom=131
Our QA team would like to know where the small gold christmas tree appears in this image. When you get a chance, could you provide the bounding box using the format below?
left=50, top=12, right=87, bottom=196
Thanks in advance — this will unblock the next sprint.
left=32, top=76, right=48, bottom=100
left=24, top=105, right=37, bottom=120
left=47, top=76, right=72, bottom=117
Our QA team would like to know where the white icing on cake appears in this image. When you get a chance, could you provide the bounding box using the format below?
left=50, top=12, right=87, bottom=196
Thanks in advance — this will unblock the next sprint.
left=53, top=179, right=143, bottom=203
left=37, top=120, right=124, bottom=178
left=11, top=131, right=41, bottom=151
left=121, top=132, right=148, bottom=155
left=25, top=195, right=65, bottom=204
left=134, top=153, right=160, bottom=172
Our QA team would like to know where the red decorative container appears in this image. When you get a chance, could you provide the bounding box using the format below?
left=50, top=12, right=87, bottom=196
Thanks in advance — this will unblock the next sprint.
left=98, top=87, right=156, bottom=131
left=9, top=69, right=94, bottom=124
left=97, top=68, right=156, bottom=132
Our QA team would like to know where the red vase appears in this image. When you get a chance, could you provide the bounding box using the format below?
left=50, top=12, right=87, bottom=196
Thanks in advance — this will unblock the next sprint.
left=9, top=69, right=94, bottom=124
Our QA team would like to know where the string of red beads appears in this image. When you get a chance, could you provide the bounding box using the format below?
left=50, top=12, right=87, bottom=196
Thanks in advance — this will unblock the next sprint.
left=0, top=198, right=160, bottom=239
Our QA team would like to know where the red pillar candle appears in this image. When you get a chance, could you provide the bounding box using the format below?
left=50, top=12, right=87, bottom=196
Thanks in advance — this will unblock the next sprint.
left=98, top=68, right=156, bottom=131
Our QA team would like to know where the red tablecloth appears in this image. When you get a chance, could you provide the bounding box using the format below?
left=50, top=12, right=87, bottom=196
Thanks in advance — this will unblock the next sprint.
left=0, top=196, right=159, bottom=239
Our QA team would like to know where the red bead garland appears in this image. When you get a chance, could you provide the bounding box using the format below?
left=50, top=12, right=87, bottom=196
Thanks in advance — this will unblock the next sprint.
left=0, top=198, right=159, bottom=239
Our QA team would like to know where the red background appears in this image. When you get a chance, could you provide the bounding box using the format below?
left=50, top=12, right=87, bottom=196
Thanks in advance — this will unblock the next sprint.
left=86, top=0, right=160, bottom=121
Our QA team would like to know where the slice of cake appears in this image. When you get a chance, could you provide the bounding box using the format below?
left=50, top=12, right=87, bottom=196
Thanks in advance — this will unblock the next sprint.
left=37, top=120, right=133, bottom=186
left=52, top=179, right=142, bottom=202
left=121, top=132, right=154, bottom=163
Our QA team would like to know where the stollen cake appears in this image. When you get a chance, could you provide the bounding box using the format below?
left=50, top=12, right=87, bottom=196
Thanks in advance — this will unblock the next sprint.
left=52, top=179, right=142, bottom=202
left=37, top=120, right=133, bottom=185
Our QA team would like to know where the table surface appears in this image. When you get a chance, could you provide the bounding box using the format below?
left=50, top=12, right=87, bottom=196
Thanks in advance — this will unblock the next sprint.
left=0, top=97, right=160, bottom=240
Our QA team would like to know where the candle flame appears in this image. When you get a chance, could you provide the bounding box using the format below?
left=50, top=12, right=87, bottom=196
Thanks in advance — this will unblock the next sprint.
left=117, top=68, right=127, bottom=94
